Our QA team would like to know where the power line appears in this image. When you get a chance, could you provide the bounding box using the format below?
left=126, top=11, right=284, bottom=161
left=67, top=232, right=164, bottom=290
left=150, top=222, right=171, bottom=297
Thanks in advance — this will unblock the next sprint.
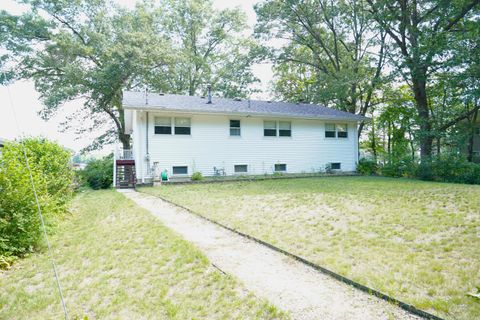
left=2, top=73, right=69, bottom=320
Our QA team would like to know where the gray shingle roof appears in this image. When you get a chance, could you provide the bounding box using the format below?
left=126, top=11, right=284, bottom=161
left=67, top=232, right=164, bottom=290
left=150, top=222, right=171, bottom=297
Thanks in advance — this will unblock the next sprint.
left=123, top=91, right=367, bottom=121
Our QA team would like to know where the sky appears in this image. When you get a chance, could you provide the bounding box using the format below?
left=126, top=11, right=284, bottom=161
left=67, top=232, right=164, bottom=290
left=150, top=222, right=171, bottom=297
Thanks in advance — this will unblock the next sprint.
left=0, top=0, right=274, bottom=153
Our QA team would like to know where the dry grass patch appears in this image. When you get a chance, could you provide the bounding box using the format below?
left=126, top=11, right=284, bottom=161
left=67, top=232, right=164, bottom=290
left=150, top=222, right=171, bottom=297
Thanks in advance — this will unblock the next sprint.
left=140, top=176, right=480, bottom=320
left=0, top=189, right=286, bottom=319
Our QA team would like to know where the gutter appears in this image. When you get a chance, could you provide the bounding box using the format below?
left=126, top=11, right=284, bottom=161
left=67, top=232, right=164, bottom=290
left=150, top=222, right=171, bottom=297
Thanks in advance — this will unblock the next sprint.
left=124, top=105, right=370, bottom=122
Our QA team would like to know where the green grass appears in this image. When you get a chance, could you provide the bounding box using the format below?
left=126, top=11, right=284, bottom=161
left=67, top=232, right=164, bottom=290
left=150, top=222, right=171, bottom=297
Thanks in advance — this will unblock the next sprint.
left=140, top=176, right=480, bottom=320
left=0, top=189, right=287, bottom=319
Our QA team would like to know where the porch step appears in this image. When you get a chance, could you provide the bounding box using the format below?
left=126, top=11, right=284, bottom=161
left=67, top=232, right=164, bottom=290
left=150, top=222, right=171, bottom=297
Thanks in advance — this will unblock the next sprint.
left=116, top=162, right=136, bottom=188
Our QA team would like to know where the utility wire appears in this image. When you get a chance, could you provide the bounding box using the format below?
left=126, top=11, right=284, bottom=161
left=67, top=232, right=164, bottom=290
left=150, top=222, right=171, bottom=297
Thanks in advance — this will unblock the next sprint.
left=2, top=73, right=69, bottom=320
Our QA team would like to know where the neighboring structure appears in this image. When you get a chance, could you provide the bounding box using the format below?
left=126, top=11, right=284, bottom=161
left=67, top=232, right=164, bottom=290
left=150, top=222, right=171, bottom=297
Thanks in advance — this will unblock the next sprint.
left=117, top=90, right=367, bottom=186
left=0, top=138, right=5, bottom=155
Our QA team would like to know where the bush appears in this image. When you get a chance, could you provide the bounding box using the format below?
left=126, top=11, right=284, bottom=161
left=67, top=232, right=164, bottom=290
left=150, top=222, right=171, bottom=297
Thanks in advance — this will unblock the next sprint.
left=81, top=154, right=113, bottom=189
left=357, top=158, right=378, bottom=175
left=191, top=171, right=203, bottom=181
left=0, top=138, right=73, bottom=260
left=377, top=154, right=480, bottom=185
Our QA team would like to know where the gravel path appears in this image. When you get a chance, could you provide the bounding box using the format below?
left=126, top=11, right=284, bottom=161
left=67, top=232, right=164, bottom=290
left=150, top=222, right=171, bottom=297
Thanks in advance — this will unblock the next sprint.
left=120, top=189, right=420, bottom=320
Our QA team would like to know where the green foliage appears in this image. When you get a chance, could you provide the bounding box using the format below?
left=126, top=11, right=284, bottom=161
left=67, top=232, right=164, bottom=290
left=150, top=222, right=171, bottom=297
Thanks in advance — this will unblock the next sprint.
left=81, top=155, right=113, bottom=190
left=0, top=138, right=73, bottom=259
left=191, top=171, right=203, bottom=181
left=357, top=158, right=378, bottom=176
left=148, top=0, right=259, bottom=98
left=377, top=154, right=480, bottom=185
left=255, top=0, right=386, bottom=119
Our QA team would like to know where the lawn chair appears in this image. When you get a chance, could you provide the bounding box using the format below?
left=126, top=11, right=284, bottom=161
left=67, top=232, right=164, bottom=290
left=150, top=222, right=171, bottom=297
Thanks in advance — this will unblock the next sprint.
left=213, top=166, right=226, bottom=176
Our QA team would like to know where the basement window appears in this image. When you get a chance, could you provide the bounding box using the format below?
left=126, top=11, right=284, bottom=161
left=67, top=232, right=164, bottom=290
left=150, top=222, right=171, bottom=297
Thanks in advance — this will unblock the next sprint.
left=172, top=166, right=188, bottom=175
left=230, top=120, right=241, bottom=136
left=154, top=117, right=172, bottom=134
left=234, top=165, right=248, bottom=173
left=279, top=121, right=292, bottom=137
left=264, top=121, right=277, bottom=136
left=330, top=163, right=341, bottom=170
left=275, top=164, right=287, bottom=172
left=174, top=118, right=191, bottom=135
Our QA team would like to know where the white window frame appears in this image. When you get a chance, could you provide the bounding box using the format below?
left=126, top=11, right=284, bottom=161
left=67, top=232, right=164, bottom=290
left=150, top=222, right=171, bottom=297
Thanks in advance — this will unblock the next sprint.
left=172, top=166, right=188, bottom=175
left=154, top=116, right=172, bottom=135
left=325, top=123, right=348, bottom=139
left=174, top=117, right=191, bottom=135
left=234, top=164, right=248, bottom=174
left=230, top=119, right=241, bottom=136
left=264, top=121, right=277, bottom=137
left=279, top=121, right=292, bottom=137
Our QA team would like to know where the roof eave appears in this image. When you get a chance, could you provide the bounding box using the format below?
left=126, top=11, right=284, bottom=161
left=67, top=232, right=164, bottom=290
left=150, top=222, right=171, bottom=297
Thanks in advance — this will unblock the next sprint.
left=123, top=104, right=367, bottom=122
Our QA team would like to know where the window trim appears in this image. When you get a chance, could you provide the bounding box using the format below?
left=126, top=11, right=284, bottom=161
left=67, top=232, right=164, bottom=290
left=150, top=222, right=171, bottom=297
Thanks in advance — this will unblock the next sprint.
left=279, top=121, right=292, bottom=137
left=325, top=123, right=348, bottom=139
left=234, top=164, right=248, bottom=174
left=172, top=166, right=188, bottom=175
left=330, top=162, right=341, bottom=170
left=174, top=117, right=191, bottom=135
left=263, top=120, right=277, bottom=137
left=230, top=119, right=241, bottom=137
left=154, top=116, right=172, bottom=135
left=274, top=163, right=287, bottom=172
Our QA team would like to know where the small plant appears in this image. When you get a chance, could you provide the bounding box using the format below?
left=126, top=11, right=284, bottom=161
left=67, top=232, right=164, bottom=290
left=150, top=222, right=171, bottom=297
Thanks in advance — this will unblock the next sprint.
left=191, top=171, right=203, bottom=181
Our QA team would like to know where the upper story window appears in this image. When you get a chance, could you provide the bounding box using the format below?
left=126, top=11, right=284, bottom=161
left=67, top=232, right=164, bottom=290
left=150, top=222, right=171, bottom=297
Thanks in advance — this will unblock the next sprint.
left=279, top=121, right=292, bottom=137
left=154, top=117, right=172, bottom=134
left=325, top=123, right=348, bottom=138
left=230, top=120, right=241, bottom=136
left=174, top=118, right=191, bottom=135
left=337, top=124, right=348, bottom=138
left=264, top=121, right=277, bottom=136
left=264, top=120, right=292, bottom=137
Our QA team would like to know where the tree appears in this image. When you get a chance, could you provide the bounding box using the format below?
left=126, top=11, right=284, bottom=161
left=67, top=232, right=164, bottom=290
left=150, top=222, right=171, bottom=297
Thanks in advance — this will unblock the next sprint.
left=366, top=0, right=480, bottom=159
left=255, top=0, right=388, bottom=136
left=148, top=0, right=260, bottom=98
left=1, top=0, right=172, bottom=150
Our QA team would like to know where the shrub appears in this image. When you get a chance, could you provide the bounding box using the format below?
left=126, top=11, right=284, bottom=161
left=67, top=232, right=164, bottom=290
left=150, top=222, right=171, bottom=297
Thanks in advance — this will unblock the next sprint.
left=377, top=154, right=480, bottom=185
left=0, top=138, right=73, bottom=259
left=191, top=171, right=203, bottom=181
left=357, top=158, right=378, bottom=175
left=81, top=154, right=113, bottom=189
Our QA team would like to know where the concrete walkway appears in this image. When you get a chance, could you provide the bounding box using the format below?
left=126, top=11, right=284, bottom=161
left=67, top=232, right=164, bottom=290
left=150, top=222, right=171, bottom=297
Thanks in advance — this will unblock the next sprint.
left=119, top=189, right=419, bottom=320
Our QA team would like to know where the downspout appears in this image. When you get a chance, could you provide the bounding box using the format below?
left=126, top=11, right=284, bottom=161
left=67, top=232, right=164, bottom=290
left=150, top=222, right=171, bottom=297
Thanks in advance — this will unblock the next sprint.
left=145, top=111, right=150, bottom=181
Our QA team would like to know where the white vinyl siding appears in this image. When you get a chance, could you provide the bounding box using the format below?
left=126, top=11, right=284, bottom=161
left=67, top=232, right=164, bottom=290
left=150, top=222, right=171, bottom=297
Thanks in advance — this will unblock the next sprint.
left=134, top=112, right=358, bottom=179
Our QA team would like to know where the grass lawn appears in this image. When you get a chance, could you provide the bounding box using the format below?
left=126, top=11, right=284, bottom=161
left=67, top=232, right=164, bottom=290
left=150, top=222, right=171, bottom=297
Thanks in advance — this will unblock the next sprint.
left=140, top=176, right=480, bottom=320
left=0, top=189, right=286, bottom=319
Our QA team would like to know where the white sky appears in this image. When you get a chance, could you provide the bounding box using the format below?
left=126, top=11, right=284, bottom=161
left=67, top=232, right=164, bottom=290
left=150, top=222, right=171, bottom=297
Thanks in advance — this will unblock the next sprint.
left=0, top=0, right=275, bottom=153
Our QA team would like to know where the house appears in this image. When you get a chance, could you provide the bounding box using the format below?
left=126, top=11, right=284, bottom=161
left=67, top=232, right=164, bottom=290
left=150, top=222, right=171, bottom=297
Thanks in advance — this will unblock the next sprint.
left=117, top=90, right=367, bottom=186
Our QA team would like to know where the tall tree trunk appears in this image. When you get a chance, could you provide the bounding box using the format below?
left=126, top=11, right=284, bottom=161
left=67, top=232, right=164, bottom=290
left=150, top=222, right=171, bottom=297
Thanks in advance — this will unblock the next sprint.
left=412, top=77, right=433, bottom=160
left=370, top=118, right=377, bottom=161
left=119, top=133, right=131, bottom=149
left=467, top=109, right=479, bottom=162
